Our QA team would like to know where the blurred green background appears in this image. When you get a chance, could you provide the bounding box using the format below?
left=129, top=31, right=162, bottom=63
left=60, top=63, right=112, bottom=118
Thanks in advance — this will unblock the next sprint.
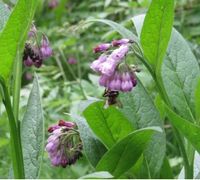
left=0, top=0, right=200, bottom=178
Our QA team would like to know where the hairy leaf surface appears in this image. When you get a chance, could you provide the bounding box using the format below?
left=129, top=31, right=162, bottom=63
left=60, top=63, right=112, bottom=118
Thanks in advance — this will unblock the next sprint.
left=0, top=0, right=38, bottom=82
left=21, top=75, right=44, bottom=178
left=74, top=115, right=107, bottom=167
left=83, top=101, right=134, bottom=148
left=120, top=81, right=166, bottom=177
left=96, top=127, right=161, bottom=177
left=141, top=0, right=174, bottom=69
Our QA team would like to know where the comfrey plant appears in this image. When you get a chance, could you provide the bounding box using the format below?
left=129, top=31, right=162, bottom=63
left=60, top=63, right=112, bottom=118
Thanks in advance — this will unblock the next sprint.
left=23, top=24, right=52, bottom=68
left=46, top=120, right=82, bottom=168
left=1, top=0, right=200, bottom=179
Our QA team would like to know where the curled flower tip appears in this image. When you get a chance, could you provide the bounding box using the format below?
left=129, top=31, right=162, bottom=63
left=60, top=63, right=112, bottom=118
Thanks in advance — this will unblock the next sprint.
left=93, top=43, right=111, bottom=53
left=112, top=39, right=133, bottom=46
left=24, top=56, right=33, bottom=67
left=48, top=0, right=59, bottom=9
left=48, top=125, right=60, bottom=133
left=40, top=35, right=53, bottom=59
left=46, top=120, right=83, bottom=168
left=28, top=23, right=37, bottom=38
left=58, top=120, right=75, bottom=128
left=68, top=57, right=77, bottom=64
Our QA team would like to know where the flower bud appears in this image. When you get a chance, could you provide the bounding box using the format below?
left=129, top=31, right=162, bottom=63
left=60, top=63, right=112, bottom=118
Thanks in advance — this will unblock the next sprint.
left=40, top=35, right=53, bottom=59
left=68, top=57, right=77, bottom=64
left=112, top=39, right=133, bottom=46
left=93, top=43, right=111, bottom=53
left=24, top=56, right=33, bottom=67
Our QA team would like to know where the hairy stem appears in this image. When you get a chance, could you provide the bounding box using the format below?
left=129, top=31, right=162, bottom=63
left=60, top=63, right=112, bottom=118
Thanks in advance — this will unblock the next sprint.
left=0, top=78, right=25, bottom=178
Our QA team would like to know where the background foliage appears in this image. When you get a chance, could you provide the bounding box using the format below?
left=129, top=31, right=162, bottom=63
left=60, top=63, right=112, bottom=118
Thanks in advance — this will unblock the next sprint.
left=0, top=0, right=200, bottom=178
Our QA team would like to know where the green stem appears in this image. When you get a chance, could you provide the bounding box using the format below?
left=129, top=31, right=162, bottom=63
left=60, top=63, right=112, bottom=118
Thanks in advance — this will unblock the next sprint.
left=55, top=54, right=68, bottom=81
left=0, top=78, right=25, bottom=178
left=13, top=51, right=22, bottom=125
left=59, top=49, right=87, bottom=99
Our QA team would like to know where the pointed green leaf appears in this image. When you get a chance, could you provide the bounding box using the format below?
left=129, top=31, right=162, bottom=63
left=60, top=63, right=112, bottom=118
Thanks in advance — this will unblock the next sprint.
left=0, top=0, right=39, bottom=82
left=83, top=101, right=134, bottom=148
left=165, top=104, right=200, bottom=154
left=21, top=74, right=44, bottom=179
left=96, top=127, right=161, bottom=177
left=141, top=0, right=174, bottom=69
left=162, top=30, right=200, bottom=122
left=133, top=14, right=200, bottom=122
left=73, top=115, right=107, bottom=167
left=119, top=80, right=166, bottom=177
left=83, top=102, right=134, bottom=148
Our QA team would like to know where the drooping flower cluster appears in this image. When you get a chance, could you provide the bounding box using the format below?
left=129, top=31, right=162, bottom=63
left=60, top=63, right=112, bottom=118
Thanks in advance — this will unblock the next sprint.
left=46, top=120, right=82, bottom=168
left=23, top=24, right=53, bottom=68
left=90, top=39, right=137, bottom=92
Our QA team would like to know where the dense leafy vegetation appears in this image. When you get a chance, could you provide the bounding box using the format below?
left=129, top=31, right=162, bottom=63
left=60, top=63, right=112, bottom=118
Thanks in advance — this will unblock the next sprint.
left=0, top=0, right=200, bottom=179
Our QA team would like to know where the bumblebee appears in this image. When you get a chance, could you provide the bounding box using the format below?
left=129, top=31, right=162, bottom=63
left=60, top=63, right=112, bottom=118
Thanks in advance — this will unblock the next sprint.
left=103, top=89, right=122, bottom=108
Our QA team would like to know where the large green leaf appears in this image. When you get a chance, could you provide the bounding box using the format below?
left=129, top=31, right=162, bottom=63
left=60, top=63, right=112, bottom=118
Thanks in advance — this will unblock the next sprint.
left=133, top=15, right=200, bottom=122
left=83, top=101, right=134, bottom=148
left=162, top=30, right=200, bottom=122
left=119, top=81, right=166, bottom=178
left=164, top=104, right=200, bottom=154
left=0, top=0, right=38, bottom=82
left=0, top=2, right=10, bottom=32
left=141, top=0, right=174, bottom=69
left=73, top=115, right=107, bottom=167
left=96, top=127, right=161, bottom=178
left=21, top=75, right=44, bottom=179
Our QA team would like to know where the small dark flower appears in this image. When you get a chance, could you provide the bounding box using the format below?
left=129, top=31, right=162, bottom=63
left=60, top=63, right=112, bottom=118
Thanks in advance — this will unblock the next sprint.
left=46, top=120, right=82, bottom=168
left=23, top=43, right=43, bottom=68
left=48, top=0, right=59, bottom=9
left=25, top=72, right=33, bottom=81
left=68, top=57, right=77, bottom=65
left=23, top=56, right=33, bottom=67
left=40, top=35, right=53, bottom=59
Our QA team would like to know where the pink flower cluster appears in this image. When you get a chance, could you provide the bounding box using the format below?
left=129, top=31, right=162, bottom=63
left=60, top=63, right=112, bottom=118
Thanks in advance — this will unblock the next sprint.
left=90, top=39, right=137, bottom=92
left=46, top=120, right=82, bottom=168
left=23, top=25, right=52, bottom=68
